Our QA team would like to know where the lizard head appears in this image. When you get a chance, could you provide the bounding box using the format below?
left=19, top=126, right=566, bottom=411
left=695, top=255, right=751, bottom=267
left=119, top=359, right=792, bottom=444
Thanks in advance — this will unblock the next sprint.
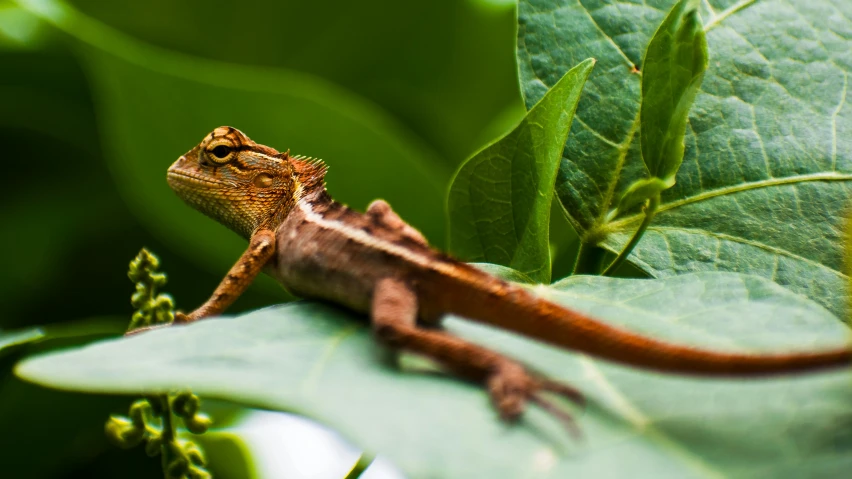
left=167, top=126, right=326, bottom=238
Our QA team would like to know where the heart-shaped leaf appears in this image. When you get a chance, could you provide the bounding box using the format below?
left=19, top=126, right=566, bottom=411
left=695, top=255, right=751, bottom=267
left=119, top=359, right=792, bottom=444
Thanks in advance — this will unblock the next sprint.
left=518, top=0, right=852, bottom=317
left=17, top=272, right=852, bottom=477
left=448, top=59, right=594, bottom=282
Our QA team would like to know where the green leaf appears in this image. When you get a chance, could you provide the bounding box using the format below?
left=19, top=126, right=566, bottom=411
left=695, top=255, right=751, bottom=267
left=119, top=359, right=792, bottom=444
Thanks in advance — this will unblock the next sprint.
left=17, top=0, right=448, bottom=281
left=471, top=262, right=539, bottom=284
left=0, top=327, right=44, bottom=355
left=448, top=59, right=594, bottom=283
left=641, top=0, right=708, bottom=186
left=610, top=177, right=669, bottom=220
left=0, top=318, right=124, bottom=358
left=846, top=210, right=852, bottom=322
left=17, top=272, right=852, bottom=477
left=518, top=0, right=852, bottom=317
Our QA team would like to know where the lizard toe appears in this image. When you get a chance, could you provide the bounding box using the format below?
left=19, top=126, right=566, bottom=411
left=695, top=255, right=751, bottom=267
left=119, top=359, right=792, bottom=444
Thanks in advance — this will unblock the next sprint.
left=539, top=378, right=586, bottom=408
left=486, top=361, right=584, bottom=437
left=487, top=361, right=532, bottom=421
left=528, top=394, right=582, bottom=439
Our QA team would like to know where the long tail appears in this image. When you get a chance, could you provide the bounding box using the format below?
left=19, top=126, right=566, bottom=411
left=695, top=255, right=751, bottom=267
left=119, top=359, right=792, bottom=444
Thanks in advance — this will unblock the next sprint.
left=438, top=266, right=852, bottom=376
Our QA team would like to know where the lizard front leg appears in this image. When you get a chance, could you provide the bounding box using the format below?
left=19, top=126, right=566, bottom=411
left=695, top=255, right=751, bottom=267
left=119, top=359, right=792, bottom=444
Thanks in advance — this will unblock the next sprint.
left=371, top=277, right=584, bottom=434
left=177, top=229, right=277, bottom=323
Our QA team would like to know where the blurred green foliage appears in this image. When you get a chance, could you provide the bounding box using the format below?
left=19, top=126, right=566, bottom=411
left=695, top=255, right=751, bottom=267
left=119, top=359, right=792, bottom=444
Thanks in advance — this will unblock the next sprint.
left=6, top=0, right=852, bottom=476
left=0, top=0, right=522, bottom=476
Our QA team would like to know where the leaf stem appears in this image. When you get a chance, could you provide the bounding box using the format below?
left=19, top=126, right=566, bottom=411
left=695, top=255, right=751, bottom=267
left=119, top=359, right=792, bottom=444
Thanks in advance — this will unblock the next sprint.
left=602, top=194, right=660, bottom=276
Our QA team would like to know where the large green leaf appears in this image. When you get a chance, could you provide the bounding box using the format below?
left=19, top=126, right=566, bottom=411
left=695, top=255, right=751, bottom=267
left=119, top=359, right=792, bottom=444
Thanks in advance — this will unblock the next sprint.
left=16, top=0, right=448, bottom=285
left=448, top=59, right=594, bottom=282
left=518, top=0, right=852, bottom=317
left=18, top=272, right=852, bottom=477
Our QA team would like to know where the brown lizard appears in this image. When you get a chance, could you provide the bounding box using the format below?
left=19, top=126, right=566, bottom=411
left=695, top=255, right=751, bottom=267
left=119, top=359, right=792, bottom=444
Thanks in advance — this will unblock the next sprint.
left=166, top=126, right=852, bottom=429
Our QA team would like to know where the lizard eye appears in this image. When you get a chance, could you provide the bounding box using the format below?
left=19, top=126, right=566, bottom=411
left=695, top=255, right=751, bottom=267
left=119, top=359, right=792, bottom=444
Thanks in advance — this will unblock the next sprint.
left=204, top=140, right=237, bottom=165
left=210, top=145, right=233, bottom=161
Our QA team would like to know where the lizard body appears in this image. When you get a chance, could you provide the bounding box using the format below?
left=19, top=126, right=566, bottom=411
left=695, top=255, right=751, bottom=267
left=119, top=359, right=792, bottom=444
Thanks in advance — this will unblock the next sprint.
left=167, top=127, right=852, bottom=428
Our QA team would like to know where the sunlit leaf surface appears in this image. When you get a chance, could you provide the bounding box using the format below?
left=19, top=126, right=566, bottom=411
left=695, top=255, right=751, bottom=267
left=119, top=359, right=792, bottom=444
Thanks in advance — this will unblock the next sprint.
left=19, top=272, right=852, bottom=477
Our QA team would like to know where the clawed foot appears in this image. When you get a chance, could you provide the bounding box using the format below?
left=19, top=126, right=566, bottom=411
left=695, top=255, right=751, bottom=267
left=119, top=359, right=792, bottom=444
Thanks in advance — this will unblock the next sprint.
left=487, top=361, right=585, bottom=438
left=174, top=311, right=191, bottom=323
left=175, top=309, right=208, bottom=323
left=124, top=310, right=194, bottom=336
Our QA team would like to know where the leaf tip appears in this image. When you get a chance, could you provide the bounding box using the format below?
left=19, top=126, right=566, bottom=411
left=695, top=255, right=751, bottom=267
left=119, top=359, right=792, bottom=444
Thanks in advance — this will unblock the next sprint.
left=13, top=355, right=42, bottom=383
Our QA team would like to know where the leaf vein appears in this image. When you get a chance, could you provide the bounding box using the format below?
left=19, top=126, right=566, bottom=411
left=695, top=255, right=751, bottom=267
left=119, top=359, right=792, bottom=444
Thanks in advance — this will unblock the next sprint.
left=576, top=1, right=635, bottom=67
left=579, top=358, right=726, bottom=479
left=610, top=172, right=852, bottom=227
left=704, top=0, right=759, bottom=32
left=647, top=226, right=847, bottom=278
left=299, top=325, right=359, bottom=395
left=702, top=0, right=718, bottom=18
left=831, top=72, right=848, bottom=171
left=574, top=115, right=621, bottom=148
left=748, top=103, right=772, bottom=176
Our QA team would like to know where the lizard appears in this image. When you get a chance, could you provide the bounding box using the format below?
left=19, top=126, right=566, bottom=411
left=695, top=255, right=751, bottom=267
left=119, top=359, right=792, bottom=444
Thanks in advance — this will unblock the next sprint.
left=165, top=126, right=852, bottom=430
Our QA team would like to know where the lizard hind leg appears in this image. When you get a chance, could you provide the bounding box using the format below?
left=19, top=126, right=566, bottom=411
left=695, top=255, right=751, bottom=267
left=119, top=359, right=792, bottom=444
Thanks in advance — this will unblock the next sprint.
left=366, top=199, right=429, bottom=245
left=371, top=277, right=584, bottom=436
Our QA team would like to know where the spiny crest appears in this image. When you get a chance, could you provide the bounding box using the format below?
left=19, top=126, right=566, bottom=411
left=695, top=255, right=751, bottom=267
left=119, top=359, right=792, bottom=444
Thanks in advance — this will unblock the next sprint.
left=291, top=154, right=328, bottom=171
left=290, top=154, right=328, bottom=191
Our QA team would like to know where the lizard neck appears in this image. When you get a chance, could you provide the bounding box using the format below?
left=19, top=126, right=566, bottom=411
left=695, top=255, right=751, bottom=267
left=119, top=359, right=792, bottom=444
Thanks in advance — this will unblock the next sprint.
left=294, top=185, right=336, bottom=218
left=255, top=156, right=331, bottom=237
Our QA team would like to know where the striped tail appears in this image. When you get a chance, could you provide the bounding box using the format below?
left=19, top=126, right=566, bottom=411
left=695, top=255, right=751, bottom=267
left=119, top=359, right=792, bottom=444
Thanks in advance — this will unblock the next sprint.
left=440, top=267, right=852, bottom=376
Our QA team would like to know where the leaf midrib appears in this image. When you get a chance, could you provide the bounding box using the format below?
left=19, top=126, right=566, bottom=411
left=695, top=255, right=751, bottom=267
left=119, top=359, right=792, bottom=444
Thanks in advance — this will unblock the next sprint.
left=607, top=172, right=852, bottom=230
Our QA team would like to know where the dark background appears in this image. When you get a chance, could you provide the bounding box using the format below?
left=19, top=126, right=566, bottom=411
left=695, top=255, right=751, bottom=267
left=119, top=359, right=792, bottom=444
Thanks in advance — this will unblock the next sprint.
left=0, top=0, right=529, bottom=477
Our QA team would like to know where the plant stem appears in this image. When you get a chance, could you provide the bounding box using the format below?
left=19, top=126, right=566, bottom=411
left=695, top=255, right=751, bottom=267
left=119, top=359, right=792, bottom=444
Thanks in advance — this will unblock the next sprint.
left=158, top=395, right=178, bottom=474
left=572, top=241, right=607, bottom=275
left=344, top=454, right=375, bottom=479
left=602, top=194, right=660, bottom=276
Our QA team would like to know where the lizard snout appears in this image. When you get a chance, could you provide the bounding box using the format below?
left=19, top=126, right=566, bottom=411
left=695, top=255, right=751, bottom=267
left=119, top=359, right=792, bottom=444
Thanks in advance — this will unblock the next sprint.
left=168, top=154, right=195, bottom=174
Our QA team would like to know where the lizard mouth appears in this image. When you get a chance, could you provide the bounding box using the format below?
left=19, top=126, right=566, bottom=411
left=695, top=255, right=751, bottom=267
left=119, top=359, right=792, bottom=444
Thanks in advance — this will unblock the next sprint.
left=167, top=170, right=228, bottom=188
